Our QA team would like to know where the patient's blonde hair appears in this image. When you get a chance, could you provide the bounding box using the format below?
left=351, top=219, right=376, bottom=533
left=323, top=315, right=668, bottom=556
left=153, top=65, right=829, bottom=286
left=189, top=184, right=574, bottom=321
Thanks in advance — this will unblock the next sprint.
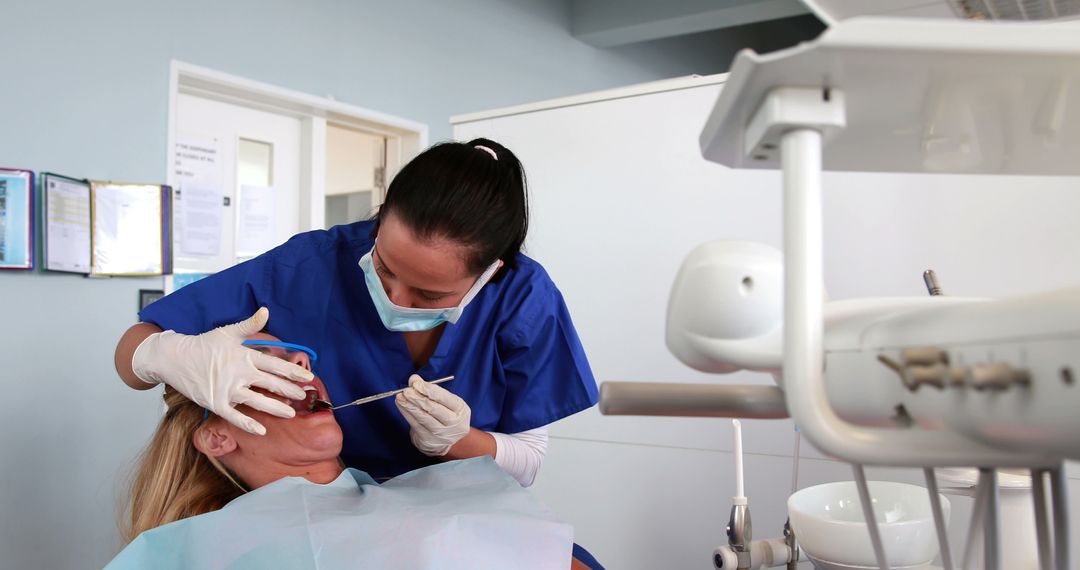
left=121, top=387, right=245, bottom=544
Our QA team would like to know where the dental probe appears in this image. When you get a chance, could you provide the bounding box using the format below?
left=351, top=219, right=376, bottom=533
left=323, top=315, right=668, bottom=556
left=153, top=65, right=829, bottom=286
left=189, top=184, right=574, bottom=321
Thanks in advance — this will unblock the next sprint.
left=312, top=376, right=455, bottom=411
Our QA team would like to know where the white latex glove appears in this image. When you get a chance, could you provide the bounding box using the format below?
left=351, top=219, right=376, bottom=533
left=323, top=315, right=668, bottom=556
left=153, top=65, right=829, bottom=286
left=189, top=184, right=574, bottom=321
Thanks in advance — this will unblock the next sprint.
left=132, top=307, right=312, bottom=435
left=395, top=374, right=471, bottom=456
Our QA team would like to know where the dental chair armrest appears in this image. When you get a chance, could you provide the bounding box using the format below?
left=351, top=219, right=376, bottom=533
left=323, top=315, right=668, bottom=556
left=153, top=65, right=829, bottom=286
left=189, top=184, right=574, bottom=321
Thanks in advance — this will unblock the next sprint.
left=598, top=382, right=788, bottom=419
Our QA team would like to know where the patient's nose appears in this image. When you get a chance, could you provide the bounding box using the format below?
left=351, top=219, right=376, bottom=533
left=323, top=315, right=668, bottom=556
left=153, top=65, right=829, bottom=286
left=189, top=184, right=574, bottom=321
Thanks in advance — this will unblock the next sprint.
left=288, top=351, right=312, bottom=372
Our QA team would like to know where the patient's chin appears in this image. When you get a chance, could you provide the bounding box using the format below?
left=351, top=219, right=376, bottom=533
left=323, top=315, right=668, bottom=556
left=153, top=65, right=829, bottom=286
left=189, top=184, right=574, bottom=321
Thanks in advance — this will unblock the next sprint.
left=303, top=423, right=344, bottom=459
left=235, top=410, right=344, bottom=463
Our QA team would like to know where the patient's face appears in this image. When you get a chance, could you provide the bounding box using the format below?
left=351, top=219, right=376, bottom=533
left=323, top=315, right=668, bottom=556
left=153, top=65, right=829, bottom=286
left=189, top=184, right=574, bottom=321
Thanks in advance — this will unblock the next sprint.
left=224, top=332, right=343, bottom=464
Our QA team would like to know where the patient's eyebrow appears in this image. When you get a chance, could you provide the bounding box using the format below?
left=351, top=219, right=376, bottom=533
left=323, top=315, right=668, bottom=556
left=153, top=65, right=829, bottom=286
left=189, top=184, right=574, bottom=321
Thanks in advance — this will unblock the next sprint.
left=245, top=345, right=280, bottom=357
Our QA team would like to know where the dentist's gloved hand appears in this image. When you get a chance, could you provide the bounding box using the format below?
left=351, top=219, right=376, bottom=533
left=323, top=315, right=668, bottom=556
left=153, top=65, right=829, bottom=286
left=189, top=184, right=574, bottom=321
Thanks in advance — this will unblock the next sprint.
left=131, top=307, right=312, bottom=435
left=395, top=374, right=471, bottom=457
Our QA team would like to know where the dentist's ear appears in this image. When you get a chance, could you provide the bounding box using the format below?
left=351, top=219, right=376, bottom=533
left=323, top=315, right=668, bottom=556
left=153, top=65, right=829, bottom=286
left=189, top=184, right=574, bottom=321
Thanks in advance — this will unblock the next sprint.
left=193, top=421, right=239, bottom=458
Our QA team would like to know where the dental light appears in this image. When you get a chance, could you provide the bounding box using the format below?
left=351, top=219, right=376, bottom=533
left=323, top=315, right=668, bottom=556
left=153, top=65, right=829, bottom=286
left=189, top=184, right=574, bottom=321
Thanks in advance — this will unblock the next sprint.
left=665, top=241, right=784, bottom=376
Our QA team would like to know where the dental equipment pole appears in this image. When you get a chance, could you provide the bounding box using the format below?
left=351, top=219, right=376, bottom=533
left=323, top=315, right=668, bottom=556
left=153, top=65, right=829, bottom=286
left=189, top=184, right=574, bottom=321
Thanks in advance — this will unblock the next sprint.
left=779, top=111, right=887, bottom=570
left=962, top=475, right=989, bottom=570
left=981, top=468, right=1001, bottom=570
left=1050, top=466, right=1070, bottom=570
left=1031, top=468, right=1053, bottom=570
left=851, top=464, right=890, bottom=570
left=734, top=420, right=745, bottom=502
left=923, top=468, right=954, bottom=570
left=790, top=427, right=801, bottom=495
left=785, top=428, right=801, bottom=570
left=727, top=419, right=751, bottom=570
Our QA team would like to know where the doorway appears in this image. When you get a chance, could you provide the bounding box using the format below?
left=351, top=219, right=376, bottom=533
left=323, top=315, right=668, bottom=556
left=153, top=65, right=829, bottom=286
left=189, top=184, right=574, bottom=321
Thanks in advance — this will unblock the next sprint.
left=325, top=125, right=386, bottom=228
left=174, top=93, right=302, bottom=272
left=166, top=61, right=427, bottom=280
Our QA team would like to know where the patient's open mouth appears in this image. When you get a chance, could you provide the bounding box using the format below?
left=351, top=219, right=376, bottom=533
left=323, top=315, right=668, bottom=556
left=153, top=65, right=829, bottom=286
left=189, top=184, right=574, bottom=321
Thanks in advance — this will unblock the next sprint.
left=292, top=385, right=331, bottom=415
left=309, top=397, right=333, bottom=412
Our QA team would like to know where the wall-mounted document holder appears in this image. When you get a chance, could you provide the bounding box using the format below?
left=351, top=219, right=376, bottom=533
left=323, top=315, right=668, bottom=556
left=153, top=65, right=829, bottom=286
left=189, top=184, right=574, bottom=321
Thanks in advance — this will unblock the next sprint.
left=0, top=168, right=35, bottom=270
left=42, top=173, right=91, bottom=274
left=89, top=181, right=173, bottom=276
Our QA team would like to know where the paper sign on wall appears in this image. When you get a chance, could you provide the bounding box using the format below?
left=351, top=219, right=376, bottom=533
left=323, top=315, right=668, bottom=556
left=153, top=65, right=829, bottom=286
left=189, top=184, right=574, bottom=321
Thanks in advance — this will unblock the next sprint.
left=236, top=184, right=276, bottom=257
left=178, top=184, right=223, bottom=256
left=174, top=136, right=224, bottom=257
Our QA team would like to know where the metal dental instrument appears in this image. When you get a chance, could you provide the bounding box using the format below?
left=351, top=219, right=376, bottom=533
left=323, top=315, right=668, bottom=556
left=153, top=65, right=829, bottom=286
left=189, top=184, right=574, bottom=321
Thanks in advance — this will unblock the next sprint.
left=315, top=376, right=455, bottom=411
left=923, top=269, right=944, bottom=296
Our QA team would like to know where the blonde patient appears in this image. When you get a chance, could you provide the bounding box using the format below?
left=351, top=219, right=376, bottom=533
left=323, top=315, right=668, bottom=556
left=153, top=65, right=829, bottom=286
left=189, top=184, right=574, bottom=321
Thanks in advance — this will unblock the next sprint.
left=121, top=332, right=590, bottom=570
left=124, top=332, right=338, bottom=539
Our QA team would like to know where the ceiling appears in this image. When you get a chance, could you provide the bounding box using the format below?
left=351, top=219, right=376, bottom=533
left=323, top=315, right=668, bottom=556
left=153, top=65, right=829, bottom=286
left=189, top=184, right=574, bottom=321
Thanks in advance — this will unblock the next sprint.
left=569, top=0, right=819, bottom=48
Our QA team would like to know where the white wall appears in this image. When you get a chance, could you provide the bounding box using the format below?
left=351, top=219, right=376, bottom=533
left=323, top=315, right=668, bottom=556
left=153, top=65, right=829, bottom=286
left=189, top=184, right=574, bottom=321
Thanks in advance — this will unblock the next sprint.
left=0, top=2, right=753, bottom=568
left=455, top=78, right=1080, bottom=569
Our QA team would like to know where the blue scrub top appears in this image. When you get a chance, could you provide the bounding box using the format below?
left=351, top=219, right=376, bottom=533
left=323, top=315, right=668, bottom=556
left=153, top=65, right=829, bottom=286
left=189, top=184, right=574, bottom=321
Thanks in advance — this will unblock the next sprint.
left=140, top=220, right=598, bottom=479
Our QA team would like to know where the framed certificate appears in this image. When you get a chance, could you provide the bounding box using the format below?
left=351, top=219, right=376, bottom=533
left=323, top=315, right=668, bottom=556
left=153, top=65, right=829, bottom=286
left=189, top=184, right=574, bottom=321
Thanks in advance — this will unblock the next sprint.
left=42, top=173, right=91, bottom=273
left=0, top=168, right=35, bottom=270
left=89, top=181, right=172, bottom=276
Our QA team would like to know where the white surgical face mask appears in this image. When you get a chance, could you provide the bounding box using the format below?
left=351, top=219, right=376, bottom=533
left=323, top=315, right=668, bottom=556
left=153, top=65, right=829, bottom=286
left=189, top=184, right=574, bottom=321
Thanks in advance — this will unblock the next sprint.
left=358, top=245, right=501, bottom=332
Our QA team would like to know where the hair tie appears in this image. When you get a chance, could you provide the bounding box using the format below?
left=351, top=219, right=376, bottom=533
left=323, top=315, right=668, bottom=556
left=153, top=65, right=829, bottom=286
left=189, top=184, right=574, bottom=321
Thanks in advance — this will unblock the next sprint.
left=474, top=145, right=498, bottom=160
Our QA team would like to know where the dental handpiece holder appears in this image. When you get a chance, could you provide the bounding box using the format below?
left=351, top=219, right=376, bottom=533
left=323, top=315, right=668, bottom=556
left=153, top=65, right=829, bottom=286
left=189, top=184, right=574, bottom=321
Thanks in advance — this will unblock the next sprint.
left=716, top=504, right=801, bottom=570
left=714, top=420, right=801, bottom=570
left=726, top=498, right=751, bottom=568
left=714, top=538, right=798, bottom=570
left=715, top=504, right=802, bottom=570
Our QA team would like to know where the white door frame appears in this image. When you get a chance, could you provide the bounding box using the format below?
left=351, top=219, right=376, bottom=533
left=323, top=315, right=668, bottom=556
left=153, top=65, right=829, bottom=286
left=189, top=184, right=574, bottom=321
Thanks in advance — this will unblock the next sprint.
left=166, top=60, right=428, bottom=233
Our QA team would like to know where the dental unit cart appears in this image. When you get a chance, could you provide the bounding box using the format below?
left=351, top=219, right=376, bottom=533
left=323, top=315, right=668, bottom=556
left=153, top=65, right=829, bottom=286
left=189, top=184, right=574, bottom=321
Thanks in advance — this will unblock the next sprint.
left=602, top=15, right=1080, bottom=570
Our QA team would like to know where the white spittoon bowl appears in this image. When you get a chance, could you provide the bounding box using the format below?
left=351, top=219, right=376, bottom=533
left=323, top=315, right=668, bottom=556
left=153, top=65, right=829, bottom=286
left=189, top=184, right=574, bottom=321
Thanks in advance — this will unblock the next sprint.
left=788, top=481, right=950, bottom=569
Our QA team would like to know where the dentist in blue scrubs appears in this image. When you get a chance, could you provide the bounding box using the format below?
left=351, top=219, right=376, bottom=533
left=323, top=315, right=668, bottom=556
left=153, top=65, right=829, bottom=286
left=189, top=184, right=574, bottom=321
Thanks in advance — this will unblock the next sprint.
left=114, top=138, right=598, bottom=487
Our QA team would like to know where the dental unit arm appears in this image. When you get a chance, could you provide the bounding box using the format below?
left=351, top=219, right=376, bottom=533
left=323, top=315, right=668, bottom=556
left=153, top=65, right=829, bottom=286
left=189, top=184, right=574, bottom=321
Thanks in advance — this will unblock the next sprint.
left=599, top=17, right=1080, bottom=570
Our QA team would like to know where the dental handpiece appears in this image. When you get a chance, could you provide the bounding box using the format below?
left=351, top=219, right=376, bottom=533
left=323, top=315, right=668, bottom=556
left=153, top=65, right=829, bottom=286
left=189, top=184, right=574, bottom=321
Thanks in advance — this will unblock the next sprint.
left=312, top=376, right=455, bottom=411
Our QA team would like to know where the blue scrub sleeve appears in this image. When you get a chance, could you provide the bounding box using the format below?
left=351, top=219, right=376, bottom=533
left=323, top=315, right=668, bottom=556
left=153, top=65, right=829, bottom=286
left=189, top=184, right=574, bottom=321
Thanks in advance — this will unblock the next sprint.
left=139, top=254, right=272, bottom=335
left=573, top=544, right=605, bottom=570
left=496, top=283, right=598, bottom=433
